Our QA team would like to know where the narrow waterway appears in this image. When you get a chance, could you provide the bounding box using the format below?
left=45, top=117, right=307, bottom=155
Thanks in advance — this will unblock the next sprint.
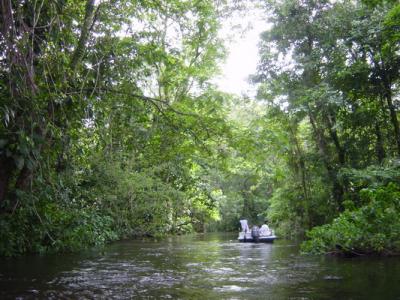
left=1, top=233, right=399, bottom=299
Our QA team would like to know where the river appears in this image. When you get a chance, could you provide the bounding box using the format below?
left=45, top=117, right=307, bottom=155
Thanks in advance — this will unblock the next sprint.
left=1, top=233, right=399, bottom=299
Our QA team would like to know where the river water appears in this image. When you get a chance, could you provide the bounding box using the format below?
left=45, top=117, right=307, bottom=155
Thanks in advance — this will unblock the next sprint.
left=1, top=233, right=399, bottom=299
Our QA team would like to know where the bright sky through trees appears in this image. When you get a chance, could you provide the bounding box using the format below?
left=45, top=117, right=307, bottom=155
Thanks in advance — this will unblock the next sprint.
left=214, top=8, right=268, bottom=95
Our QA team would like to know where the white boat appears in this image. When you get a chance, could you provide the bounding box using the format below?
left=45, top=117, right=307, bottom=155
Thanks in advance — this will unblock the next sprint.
left=238, top=231, right=277, bottom=243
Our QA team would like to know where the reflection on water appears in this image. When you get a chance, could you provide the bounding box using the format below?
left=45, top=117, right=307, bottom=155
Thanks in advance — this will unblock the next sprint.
left=1, top=233, right=400, bottom=299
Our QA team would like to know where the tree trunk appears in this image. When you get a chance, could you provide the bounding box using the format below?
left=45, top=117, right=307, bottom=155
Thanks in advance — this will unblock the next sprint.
left=308, top=108, right=344, bottom=210
left=70, top=0, right=97, bottom=70
left=375, top=122, right=385, bottom=163
left=374, top=51, right=400, bottom=156
left=326, top=111, right=345, bottom=165
left=288, top=123, right=309, bottom=202
left=385, top=89, right=400, bottom=156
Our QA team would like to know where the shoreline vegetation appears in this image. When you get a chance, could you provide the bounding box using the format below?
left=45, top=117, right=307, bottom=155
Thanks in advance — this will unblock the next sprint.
left=1, top=0, right=400, bottom=257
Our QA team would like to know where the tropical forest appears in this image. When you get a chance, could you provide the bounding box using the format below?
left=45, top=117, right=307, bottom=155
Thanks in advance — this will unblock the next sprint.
left=1, top=0, right=400, bottom=262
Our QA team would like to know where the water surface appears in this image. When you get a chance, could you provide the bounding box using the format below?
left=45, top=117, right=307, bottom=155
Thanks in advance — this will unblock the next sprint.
left=1, top=233, right=400, bottom=299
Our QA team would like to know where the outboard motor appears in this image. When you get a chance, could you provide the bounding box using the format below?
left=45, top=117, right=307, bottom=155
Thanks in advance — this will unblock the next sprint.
left=251, top=226, right=260, bottom=242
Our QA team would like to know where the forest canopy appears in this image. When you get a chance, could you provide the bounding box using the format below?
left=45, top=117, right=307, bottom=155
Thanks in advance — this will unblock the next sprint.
left=0, top=0, right=399, bottom=256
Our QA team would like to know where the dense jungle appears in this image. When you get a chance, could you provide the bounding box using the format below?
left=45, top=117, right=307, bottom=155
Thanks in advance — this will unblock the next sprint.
left=1, top=0, right=400, bottom=258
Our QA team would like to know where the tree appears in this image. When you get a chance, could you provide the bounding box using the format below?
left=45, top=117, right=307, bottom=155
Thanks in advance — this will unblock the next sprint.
left=0, top=0, right=234, bottom=255
left=254, top=0, right=400, bottom=239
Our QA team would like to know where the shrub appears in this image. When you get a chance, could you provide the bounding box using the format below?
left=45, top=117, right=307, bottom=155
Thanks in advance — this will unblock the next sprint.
left=301, top=183, right=400, bottom=255
left=0, top=201, right=118, bottom=256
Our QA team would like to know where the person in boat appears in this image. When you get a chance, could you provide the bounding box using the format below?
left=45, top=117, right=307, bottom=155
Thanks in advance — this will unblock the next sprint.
left=259, top=221, right=271, bottom=236
left=251, top=225, right=260, bottom=241
left=239, top=218, right=250, bottom=233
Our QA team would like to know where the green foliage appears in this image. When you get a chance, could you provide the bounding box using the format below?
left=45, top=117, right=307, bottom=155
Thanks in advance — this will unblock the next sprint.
left=253, top=0, right=400, bottom=249
left=266, top=173, right=334, bottom=238
left=340, top=161, right=400, bottom=189
left=0, top=0, right=231, bottom=256
left=1, top=0, right=400, bottom=258
left=302, top=182, right=400, bottom=255
left=85, top=157, right=189, bottom=237
left=0, top=190, right=117, bottom=256
left=209, top=192, right=242, bottom=232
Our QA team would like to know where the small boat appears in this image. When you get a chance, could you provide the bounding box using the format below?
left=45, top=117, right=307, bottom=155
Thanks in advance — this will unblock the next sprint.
left=238, top=231, right=277, bottom=243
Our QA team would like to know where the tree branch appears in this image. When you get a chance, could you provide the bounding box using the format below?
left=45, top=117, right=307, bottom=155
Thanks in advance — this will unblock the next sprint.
left=70, top=0, right=97, bottom=70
